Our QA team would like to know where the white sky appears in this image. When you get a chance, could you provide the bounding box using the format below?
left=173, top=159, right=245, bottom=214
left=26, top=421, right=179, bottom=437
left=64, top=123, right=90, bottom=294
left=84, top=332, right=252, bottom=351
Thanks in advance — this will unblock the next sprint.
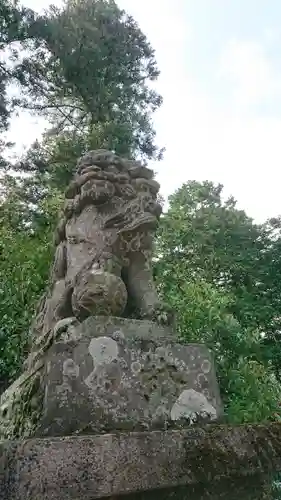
left=7, top=0, right=281, bottom=222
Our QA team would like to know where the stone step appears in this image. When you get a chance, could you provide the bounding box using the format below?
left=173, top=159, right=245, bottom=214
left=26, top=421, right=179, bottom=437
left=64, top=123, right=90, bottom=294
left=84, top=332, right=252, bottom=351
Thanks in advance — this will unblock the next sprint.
left=1, top=424, right=281, bottom=499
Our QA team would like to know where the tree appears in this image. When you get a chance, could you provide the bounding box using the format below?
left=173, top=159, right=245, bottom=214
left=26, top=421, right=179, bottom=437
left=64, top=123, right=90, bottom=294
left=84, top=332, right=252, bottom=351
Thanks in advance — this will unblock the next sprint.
left=0, top=194, right=56, bottom=393
left=2, top=0, right=164, bottom=230
left=254, top=216, right=281, bottom=381
left=154, top=181, right=281, bottom=423
left=154, top=275, right=281, bottom=423
left=1, top=0, right=163, bottom=170
left=18, top=0, right=163, bottom=162
left=155, top=181, right=270, bottom=326
left=0, top=0, right=41, bottom=131
left=0, top=0, right=48, bottom=169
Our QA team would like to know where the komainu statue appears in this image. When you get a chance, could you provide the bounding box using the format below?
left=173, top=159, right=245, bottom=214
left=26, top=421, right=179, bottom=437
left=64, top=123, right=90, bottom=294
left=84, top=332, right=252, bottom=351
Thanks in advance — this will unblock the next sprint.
left=0, top=150, right=222, bottom=441
left=31, top=149, right=171, bottom=342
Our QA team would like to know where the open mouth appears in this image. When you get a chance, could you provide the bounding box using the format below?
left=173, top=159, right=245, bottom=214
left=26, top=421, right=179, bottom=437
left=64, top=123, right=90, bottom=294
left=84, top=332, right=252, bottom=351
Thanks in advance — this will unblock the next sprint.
left=117, top=213, right=157, bottom=233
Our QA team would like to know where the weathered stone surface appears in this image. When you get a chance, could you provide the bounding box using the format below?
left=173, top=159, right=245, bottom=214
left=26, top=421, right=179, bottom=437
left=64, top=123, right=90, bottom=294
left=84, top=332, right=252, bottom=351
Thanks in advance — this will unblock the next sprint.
left=0, top=149, right=176, bottom=439
left=0, top=317, right=222, bottom=440
left=37, top=316, right=222, bottom=437
left=1, top=424, right=281, bottom=499
left=0, top=150, right=224, bottom=449
left=28, top=148, right=173, bottom=364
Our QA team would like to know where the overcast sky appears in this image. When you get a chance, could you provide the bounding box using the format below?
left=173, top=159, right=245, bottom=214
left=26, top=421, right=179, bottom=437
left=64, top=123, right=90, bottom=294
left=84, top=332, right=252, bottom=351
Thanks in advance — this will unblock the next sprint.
left=7, top=0, right=281, bottom=222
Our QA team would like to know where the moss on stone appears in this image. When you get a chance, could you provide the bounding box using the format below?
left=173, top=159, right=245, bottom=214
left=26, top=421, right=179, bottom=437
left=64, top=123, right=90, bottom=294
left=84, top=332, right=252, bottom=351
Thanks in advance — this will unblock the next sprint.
left=0, top=369, right=44, bottom=440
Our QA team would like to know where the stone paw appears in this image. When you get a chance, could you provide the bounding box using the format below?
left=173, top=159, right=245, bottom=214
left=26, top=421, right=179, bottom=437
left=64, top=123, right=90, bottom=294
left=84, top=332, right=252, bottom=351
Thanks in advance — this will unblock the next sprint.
left=142, top=303, right=175, bottom=326
left=53, top=317, right=80, bottom=339
left=154, top=304, right=175, bottom=326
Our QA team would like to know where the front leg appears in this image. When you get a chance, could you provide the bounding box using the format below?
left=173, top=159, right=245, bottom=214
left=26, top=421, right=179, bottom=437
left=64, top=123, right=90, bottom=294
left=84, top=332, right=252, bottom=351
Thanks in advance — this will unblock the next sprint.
left=124, top=250, right=174, bottom=325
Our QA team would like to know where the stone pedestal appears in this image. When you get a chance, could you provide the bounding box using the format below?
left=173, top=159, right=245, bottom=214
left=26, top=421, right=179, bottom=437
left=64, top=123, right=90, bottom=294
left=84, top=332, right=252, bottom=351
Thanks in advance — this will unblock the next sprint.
left=36, top=316, right=223, bottom=436
left=0, top=316, right=222, bottom=441
left=1, top=424, right=281, bottom=500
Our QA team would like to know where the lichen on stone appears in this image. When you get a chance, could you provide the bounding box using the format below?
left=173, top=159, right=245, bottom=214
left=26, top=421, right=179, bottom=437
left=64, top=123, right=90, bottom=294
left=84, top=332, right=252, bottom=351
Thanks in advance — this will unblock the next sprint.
left=0, top=369, right=44, bottom=440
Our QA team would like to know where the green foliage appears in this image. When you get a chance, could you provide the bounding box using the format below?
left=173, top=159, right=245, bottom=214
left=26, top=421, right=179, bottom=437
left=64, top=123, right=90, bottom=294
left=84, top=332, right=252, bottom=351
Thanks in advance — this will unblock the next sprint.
left=155, top=274, right=281, bottom=423
left=155, top=180, right=281, bottom=337
left=156, top=181, right=262, bottom=290
left=18, top=0, right=163, bottom=163
left=0, top=0, right=36, bottom=47
left=0, top=0, right=42, bottom=132
left=0, top=186, right=61, bottom=391
left=0, top=225, right=52, bottom=391
left=225, top=360, right=281, bottom=424
left=155, top=181, right=281, bottom=424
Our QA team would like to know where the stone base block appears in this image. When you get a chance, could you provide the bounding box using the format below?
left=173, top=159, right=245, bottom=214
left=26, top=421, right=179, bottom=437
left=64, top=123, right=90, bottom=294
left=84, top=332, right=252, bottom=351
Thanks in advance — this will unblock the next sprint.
left=37, top=316, right=223, bottom=436
left=1, top=424, right=281, bottom=499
